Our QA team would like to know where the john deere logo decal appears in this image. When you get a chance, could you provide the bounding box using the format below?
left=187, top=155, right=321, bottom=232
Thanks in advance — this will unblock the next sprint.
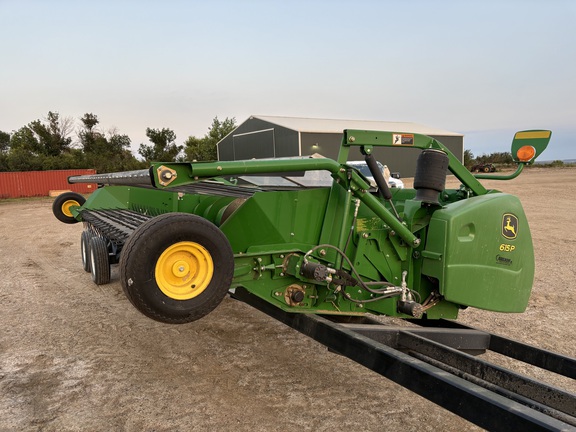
left=502, top=213, right=518, bottom=240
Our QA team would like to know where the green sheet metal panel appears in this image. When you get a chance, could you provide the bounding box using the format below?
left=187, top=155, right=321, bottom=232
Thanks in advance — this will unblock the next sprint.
left=422, top=193, right=534, bottom=312
left=220, top=188, right=330, bottom=254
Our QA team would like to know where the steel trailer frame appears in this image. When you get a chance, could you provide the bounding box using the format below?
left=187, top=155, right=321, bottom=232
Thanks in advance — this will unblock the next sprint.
left=232, top=287, right=576, bottom=431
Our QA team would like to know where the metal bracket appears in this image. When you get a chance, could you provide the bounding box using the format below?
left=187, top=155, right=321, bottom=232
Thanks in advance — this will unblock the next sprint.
left=156, top=165, right=177, bottom=186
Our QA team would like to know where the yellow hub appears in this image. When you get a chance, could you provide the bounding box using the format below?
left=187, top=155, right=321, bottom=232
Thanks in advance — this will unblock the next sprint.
left=155, top=241, right=214, bottom=300
left=62, top=199, right=80, bottom=217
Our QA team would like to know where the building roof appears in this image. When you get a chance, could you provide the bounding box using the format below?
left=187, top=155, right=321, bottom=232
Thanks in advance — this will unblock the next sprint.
left=250, top=115, right=463, bottom=137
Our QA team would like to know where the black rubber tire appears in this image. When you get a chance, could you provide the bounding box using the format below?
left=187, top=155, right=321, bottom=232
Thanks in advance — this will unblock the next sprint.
left=90, top=236, right=111, bottom=285
left=80, top=230, right=93, bottom=273
left=52, top=192, right=86, bottom=224
left=483, top=166, right=491, bottom=173
left=120, top=213, right=234, bottom=324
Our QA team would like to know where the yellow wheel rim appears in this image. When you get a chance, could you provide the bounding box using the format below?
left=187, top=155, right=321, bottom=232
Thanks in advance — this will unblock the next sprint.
left=61, top=199, right=80, bottom=217
left=155, top=241, right=214, bottom=300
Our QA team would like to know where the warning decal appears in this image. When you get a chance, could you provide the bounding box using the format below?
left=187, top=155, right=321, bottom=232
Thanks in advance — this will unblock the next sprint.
left=392, top=134, right=414, bottom=146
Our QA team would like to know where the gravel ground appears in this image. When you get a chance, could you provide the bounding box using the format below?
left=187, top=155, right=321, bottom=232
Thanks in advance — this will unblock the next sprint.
left=0, top=167, right=574, bottom=431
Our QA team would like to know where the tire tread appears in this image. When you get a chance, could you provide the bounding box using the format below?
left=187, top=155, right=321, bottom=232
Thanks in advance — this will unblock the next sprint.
left=90, top=237, right=111, bottom=285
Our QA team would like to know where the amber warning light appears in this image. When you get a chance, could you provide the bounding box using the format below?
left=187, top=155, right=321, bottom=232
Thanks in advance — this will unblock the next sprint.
left=516, top=145, right=536, bottom=162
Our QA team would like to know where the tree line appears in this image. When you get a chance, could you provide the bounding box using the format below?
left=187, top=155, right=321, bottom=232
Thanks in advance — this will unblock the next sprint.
left=0, top=112, right=236, bottom=173
left=464, top=149, right=572, bottom=169
left=463, top=149, right=514, bottom=169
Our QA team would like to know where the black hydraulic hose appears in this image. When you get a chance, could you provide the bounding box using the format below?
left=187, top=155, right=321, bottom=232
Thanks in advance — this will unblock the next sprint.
left=364, top=152, right=392, bottom=200
left=363, top=153, right=401, bottom=220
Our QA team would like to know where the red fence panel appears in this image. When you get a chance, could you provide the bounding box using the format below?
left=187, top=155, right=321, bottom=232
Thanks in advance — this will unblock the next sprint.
left=0, top=170, right=97, bottom=199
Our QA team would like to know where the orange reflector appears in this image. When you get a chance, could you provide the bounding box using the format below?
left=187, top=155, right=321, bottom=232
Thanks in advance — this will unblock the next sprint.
left=517, top=145, right=536, bottom=162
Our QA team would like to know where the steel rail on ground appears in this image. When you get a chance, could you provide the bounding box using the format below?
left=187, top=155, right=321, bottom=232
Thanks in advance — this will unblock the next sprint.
left=232, top=287, right=576, bottom=432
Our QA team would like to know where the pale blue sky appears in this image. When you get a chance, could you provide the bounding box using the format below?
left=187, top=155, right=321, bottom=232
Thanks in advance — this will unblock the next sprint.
left=1, top=0, right=574, bottom=160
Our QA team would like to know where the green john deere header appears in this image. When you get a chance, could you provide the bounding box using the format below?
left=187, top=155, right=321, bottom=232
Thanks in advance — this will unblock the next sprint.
left=52, top=129, right=551, bottom=324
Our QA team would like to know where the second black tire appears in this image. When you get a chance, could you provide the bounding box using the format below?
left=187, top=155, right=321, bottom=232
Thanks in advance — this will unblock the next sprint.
left=90, top=236, right=111, bottom=285
left=81, top=230, right=93, bottom=272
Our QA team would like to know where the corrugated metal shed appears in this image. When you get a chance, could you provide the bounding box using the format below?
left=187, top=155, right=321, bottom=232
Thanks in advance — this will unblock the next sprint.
left=0, top=170, right=97, bottom=199
left=217, top=115, right=464, bottom=177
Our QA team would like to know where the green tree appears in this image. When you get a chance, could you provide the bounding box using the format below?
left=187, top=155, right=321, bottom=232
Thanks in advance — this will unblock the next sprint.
left=0, top=131, right=9, bottom=171
left=184, top=116, right=236, bottom=161
left=475, top=151, right=513, bottom=165
left=35, top=111, right=73, bottom=156
left=81, top=112, right=99, bottom=131
left=463, top=149, right=474, bottom=168
left=138, top=127, right=183, bottom=162
left=0, top=130, right=10, bottom=153
left=109, top=132, right=132, bottom=154
left=78, top=113, right=103, bottom=154
left=78, top=113, right=144, bottom=173
left=102, top=131, right=144, bottom=172
left=5, top=125, right=44, bottom=170
left=7, top=111, right=73, bottom=158
left=8, top=127, right=41, bottom=155
left=5, top=116, right=83, bottom=172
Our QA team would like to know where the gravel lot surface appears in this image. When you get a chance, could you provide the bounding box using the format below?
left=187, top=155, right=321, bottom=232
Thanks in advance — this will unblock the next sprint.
left=1, top=167, right=574, bottom=431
